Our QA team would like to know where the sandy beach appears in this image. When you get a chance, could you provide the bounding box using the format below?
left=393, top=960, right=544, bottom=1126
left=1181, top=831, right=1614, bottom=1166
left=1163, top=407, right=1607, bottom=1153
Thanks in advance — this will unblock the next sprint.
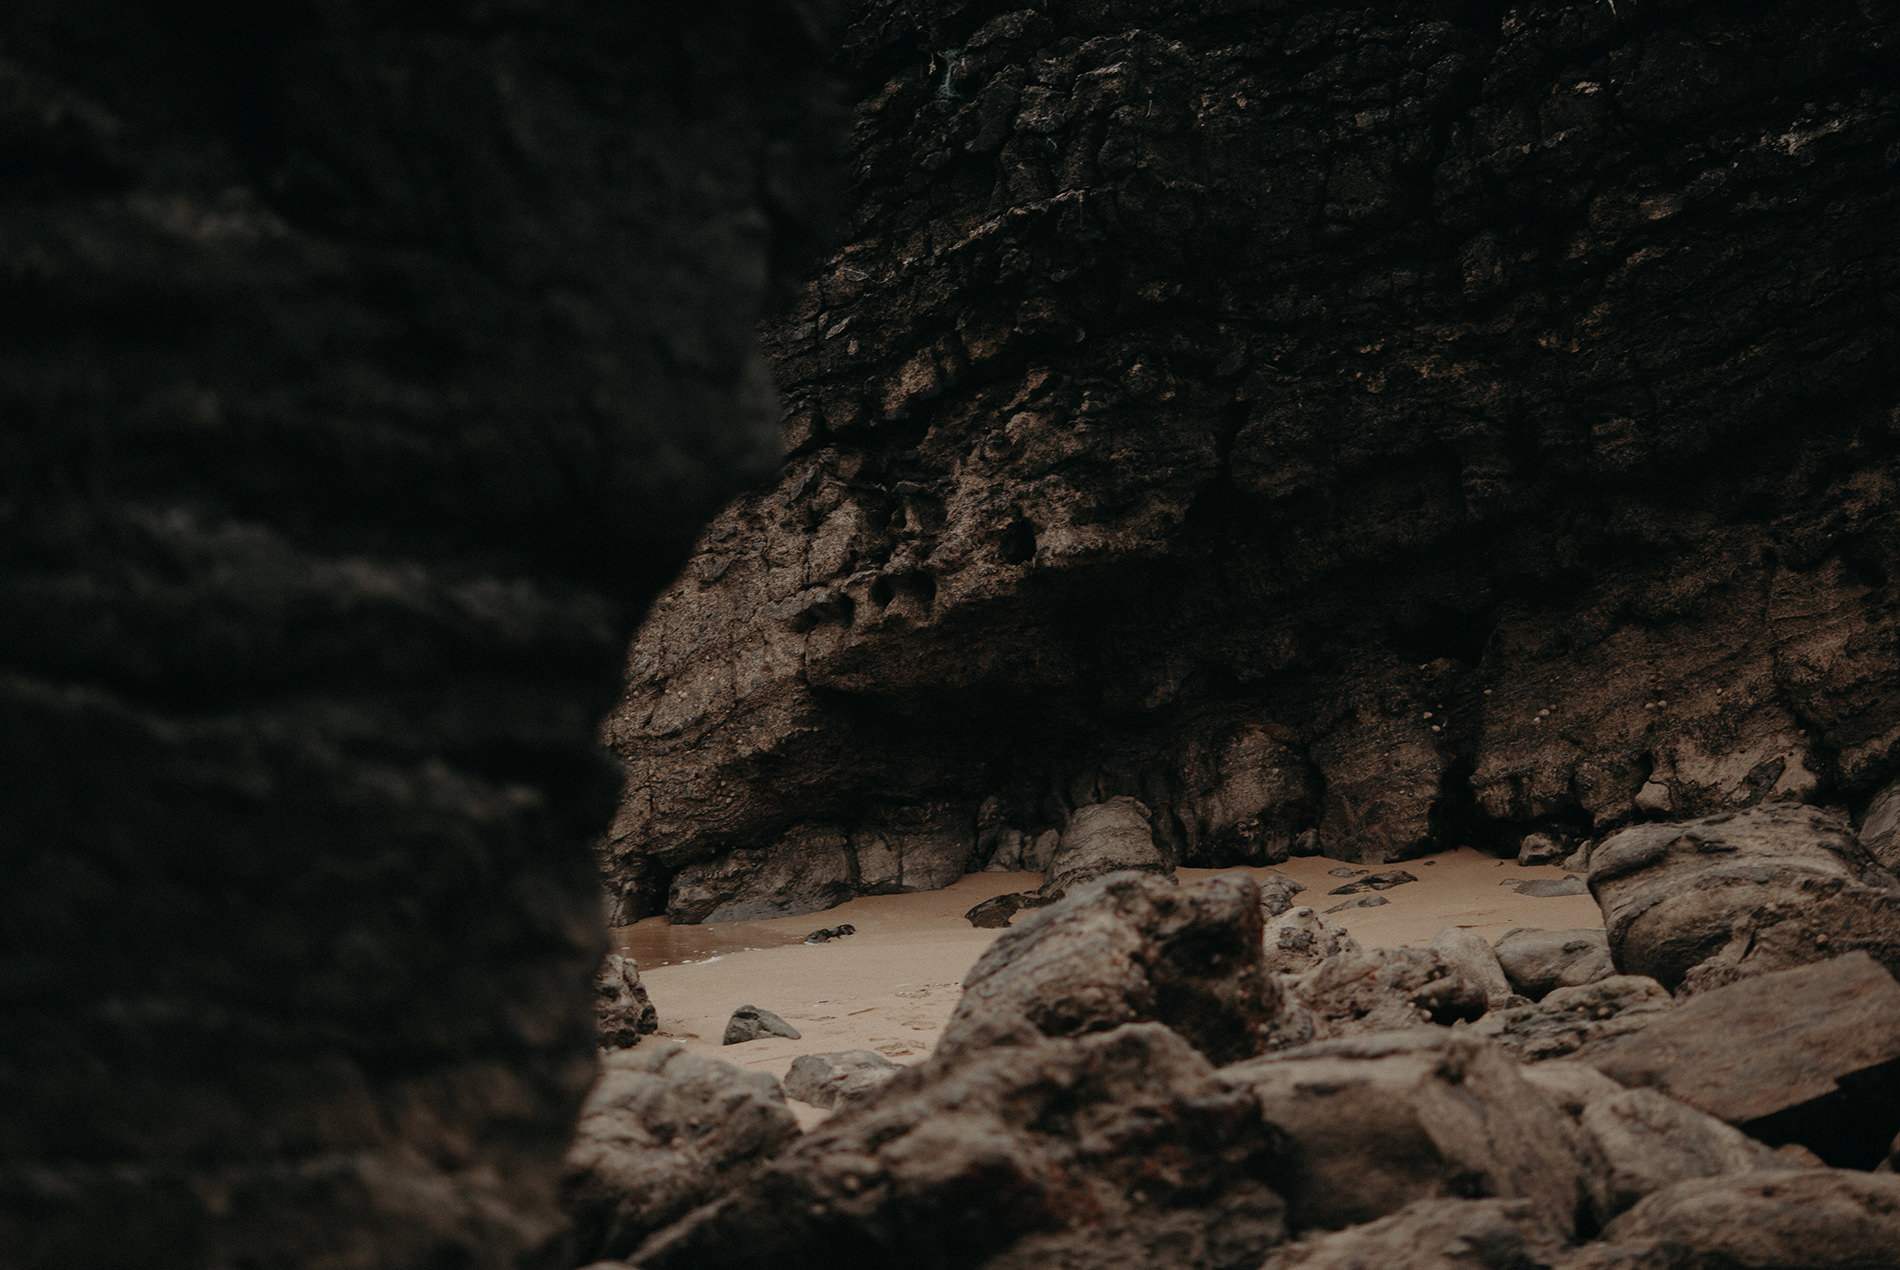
left=615, top=849, right=1600, bottom=1126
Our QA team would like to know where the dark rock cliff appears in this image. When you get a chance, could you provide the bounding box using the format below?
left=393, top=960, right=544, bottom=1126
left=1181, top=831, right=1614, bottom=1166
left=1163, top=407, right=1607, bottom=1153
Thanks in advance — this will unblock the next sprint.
left=0, top=2, right=840, bottom=1266
left=605, top=0, right=1900, bottom=923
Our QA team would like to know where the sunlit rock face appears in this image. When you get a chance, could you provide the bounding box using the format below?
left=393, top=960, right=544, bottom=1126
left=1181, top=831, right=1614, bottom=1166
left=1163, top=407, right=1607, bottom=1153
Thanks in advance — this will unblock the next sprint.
left=0, top=3, right=843, bottom=1266
left=604, top=0, right=1900, bottom=923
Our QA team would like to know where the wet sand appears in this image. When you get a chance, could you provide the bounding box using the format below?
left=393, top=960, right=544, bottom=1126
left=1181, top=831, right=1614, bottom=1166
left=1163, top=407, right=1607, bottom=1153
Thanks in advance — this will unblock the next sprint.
left=620, top=848, right=1601, bottom=1127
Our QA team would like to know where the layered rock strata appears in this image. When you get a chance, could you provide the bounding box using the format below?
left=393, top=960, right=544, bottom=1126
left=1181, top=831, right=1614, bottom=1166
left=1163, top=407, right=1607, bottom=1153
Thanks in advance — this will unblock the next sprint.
left=605, top=0, right=1900, bottom=922
left=0, top=2, right=843, bottom=1266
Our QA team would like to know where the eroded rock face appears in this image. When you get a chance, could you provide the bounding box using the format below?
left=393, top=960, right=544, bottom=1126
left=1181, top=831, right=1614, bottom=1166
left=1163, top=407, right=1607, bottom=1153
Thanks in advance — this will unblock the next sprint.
left=597, top=954, right=661, bottom=1050
left=1494, top=929, right=1616, bottom=1000
left=1475, top=976, right=1675, bottom=1065
left=1274, top=947, right=1488, bottom=1047
left=1573, top=953, right=1900, bottom=1168
left=937, top=870, right=1279, bottom=1065
left=0, top=3, right=844, bottom=1265
left=632, top=1024, right=1290, bottom=1270
left=563, top=1043, right=802, bottom=1266
left=1589, top=804, right=1900, bottom=991
left=1577, top=1088, right=1802, bottom=1224
left=604, top=0, right=1900, bottom=923
left=1561, top=1171, right=1900, bottom=1270
left=1222, top=1030, right=1587, bottom=1237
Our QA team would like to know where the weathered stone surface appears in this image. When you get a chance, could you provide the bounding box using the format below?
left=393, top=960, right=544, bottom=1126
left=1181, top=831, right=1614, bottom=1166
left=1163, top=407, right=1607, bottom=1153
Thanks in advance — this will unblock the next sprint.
left=1558, top=1171, right=1900, bottom=1270
left=1328, top=869, right=1418, bottom=895
left=1518, top=833, right=1571, bottom=868
left=1514, top=878, right=1588, bottom=898
left=1324, top=894, right=1390, bottom=913
left=937, top=871, right=1278, bottom=1066
left=563, top=1043, right=802, bottom=1266
left=1259, top=1198, right=1568, bottom=1270
left=1258, top=875, right=1308, bottom=918
left=723, top=1006, right=802, bottom=1046
left=0, top=3, right=844, bottom=1266
left=782, top=1051, right=900, bottom=1111
left=963, top=890, right=1055, bottom=929
left=597, top=954, right=661, bottom=1050
left=1043, top=797, right=1171, bottom=894
left=1863, top=778, right=1900, bottom=875
left=1429, top=927, right=1515, bottom=1010
left=1494, top=929, right=1615, bottom=1000
left=1223, top=1030, right=1587, bottom=1237
left=1589, top=804, right=1900, bottom=992
left=1577, top=1088, right=1799, bottom=1223
left=1574, top=953, right=1900, bottom=1167
left=1475, top=976, right=1675, bottom=1065
left=604, top=0, right=1900, bottom=931
left=633, top=1024, right=1289, bottom=1270
left=1277, top=948, right=1488, bottom=1046
left=1263, top=906, right=1361, bottom=976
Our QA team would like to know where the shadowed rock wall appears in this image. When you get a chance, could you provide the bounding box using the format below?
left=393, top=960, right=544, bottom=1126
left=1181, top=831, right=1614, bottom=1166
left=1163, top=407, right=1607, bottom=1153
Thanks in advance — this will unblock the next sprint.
left=605, top=0, right=1900, bottom=922
left=0, top=2, right=841, bottom=1266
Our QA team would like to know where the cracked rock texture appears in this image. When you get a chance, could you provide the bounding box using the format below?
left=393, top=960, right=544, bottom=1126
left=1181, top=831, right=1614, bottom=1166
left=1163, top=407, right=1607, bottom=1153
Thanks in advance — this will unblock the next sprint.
left=0, top=2, right=843, bottom=1266
left=604, top=0, right=1900, bottom=922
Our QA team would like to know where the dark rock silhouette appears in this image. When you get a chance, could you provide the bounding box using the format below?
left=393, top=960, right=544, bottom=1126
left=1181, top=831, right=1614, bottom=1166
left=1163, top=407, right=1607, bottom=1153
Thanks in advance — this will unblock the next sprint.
left=604, top=0, right=1900, bottom=923
left=597, top=953, right=661, bottom=1049
left=0, top=2, right=844, bottom=1265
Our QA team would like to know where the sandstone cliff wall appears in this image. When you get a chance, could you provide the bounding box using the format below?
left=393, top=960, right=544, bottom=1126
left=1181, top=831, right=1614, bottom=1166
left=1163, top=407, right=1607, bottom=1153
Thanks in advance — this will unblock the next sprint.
left=606, top=0, right=1900, bottom=922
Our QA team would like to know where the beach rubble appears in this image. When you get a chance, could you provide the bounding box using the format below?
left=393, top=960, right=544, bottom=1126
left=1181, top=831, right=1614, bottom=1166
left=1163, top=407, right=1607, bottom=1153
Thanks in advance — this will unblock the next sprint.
left=577, top=796, right=1900, bottom=1270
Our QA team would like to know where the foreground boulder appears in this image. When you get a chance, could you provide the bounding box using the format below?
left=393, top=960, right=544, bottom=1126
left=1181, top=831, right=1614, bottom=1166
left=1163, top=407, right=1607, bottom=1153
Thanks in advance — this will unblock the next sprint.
left=1259, top=1198, right=1568, bottom=1270
left=937, top=871, right=1278, bottom=1065
left=1574, top=953, right=1900, bottom=1167
left=1589, top=804, right=1900, bottom=992
left=1576, top=1088, right=1803, bottom=1223
left=1493, top=929, right=1615, bottom=1000
left=597, top=954, right=661, bottom=1049
left=1559, top=1171, right=1900, bottom=1270
left=632, top=1024, right=1289, bottom=1270
left=1220, top=1030, right=1587, bottom=1237
left=0, top=3, right=843, bottom=1265
left=563, top=1043, right=802, bottom=1265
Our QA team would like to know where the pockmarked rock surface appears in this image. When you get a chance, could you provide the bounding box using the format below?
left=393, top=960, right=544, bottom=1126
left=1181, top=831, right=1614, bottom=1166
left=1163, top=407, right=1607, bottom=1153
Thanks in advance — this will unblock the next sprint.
left=1474, top=976, right=1674, bottom=1064
left=937, top=871, right=1278, bottom=1065
left=1043, top=796, right=1172, bottom=893
left=631, top=1024, right=1290, bottom=1270
left=1263, top=906, right=1361, bottom=976
left=1221, top=1029, right=1587, bottom=1236
left=563, top=1043, right=802, bottom=1266
left=1258, top=1198, right=1568, bottom=1270
left=0, top=3, right=843, bottom=1267
left=1588, top=804, right=1900, bottom=992
left=604, top=0, right=1900, bottom=925
left=1573, top=952, right=1900, bottom=1167
left=1558, top=1171, right=1900, bottom=1270
left=597, top=954, right=661, bottom=1050
left=1274, top=947, right=1488, bottom=1049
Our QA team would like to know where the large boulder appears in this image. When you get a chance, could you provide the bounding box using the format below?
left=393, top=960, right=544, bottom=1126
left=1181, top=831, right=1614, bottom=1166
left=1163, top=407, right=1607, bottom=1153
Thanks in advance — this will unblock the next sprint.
left=1588, top=804, right=1900, bottom=992
left=1220, top=1030, right=1588, bottom=1237
left=1573, top=953, right=1900, bottom=1168
left=0, top=3, right=844, bottom=1267
left=631, top=1024, right=1290, bottom=1270
left=936, top=871, right=1279, bottom=1066
left=1428, top=927, right=1515, bottom=1010
left=1043, top=797, right=1172, bottom=894
left=1493, top=929, right=1615, bottom=1001
left=1558, top=1171, right=1900, bottom=1270
left=563, top=1043, right=801, bottom=1265
left=1274, top=947, right=1488, bottom=1047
